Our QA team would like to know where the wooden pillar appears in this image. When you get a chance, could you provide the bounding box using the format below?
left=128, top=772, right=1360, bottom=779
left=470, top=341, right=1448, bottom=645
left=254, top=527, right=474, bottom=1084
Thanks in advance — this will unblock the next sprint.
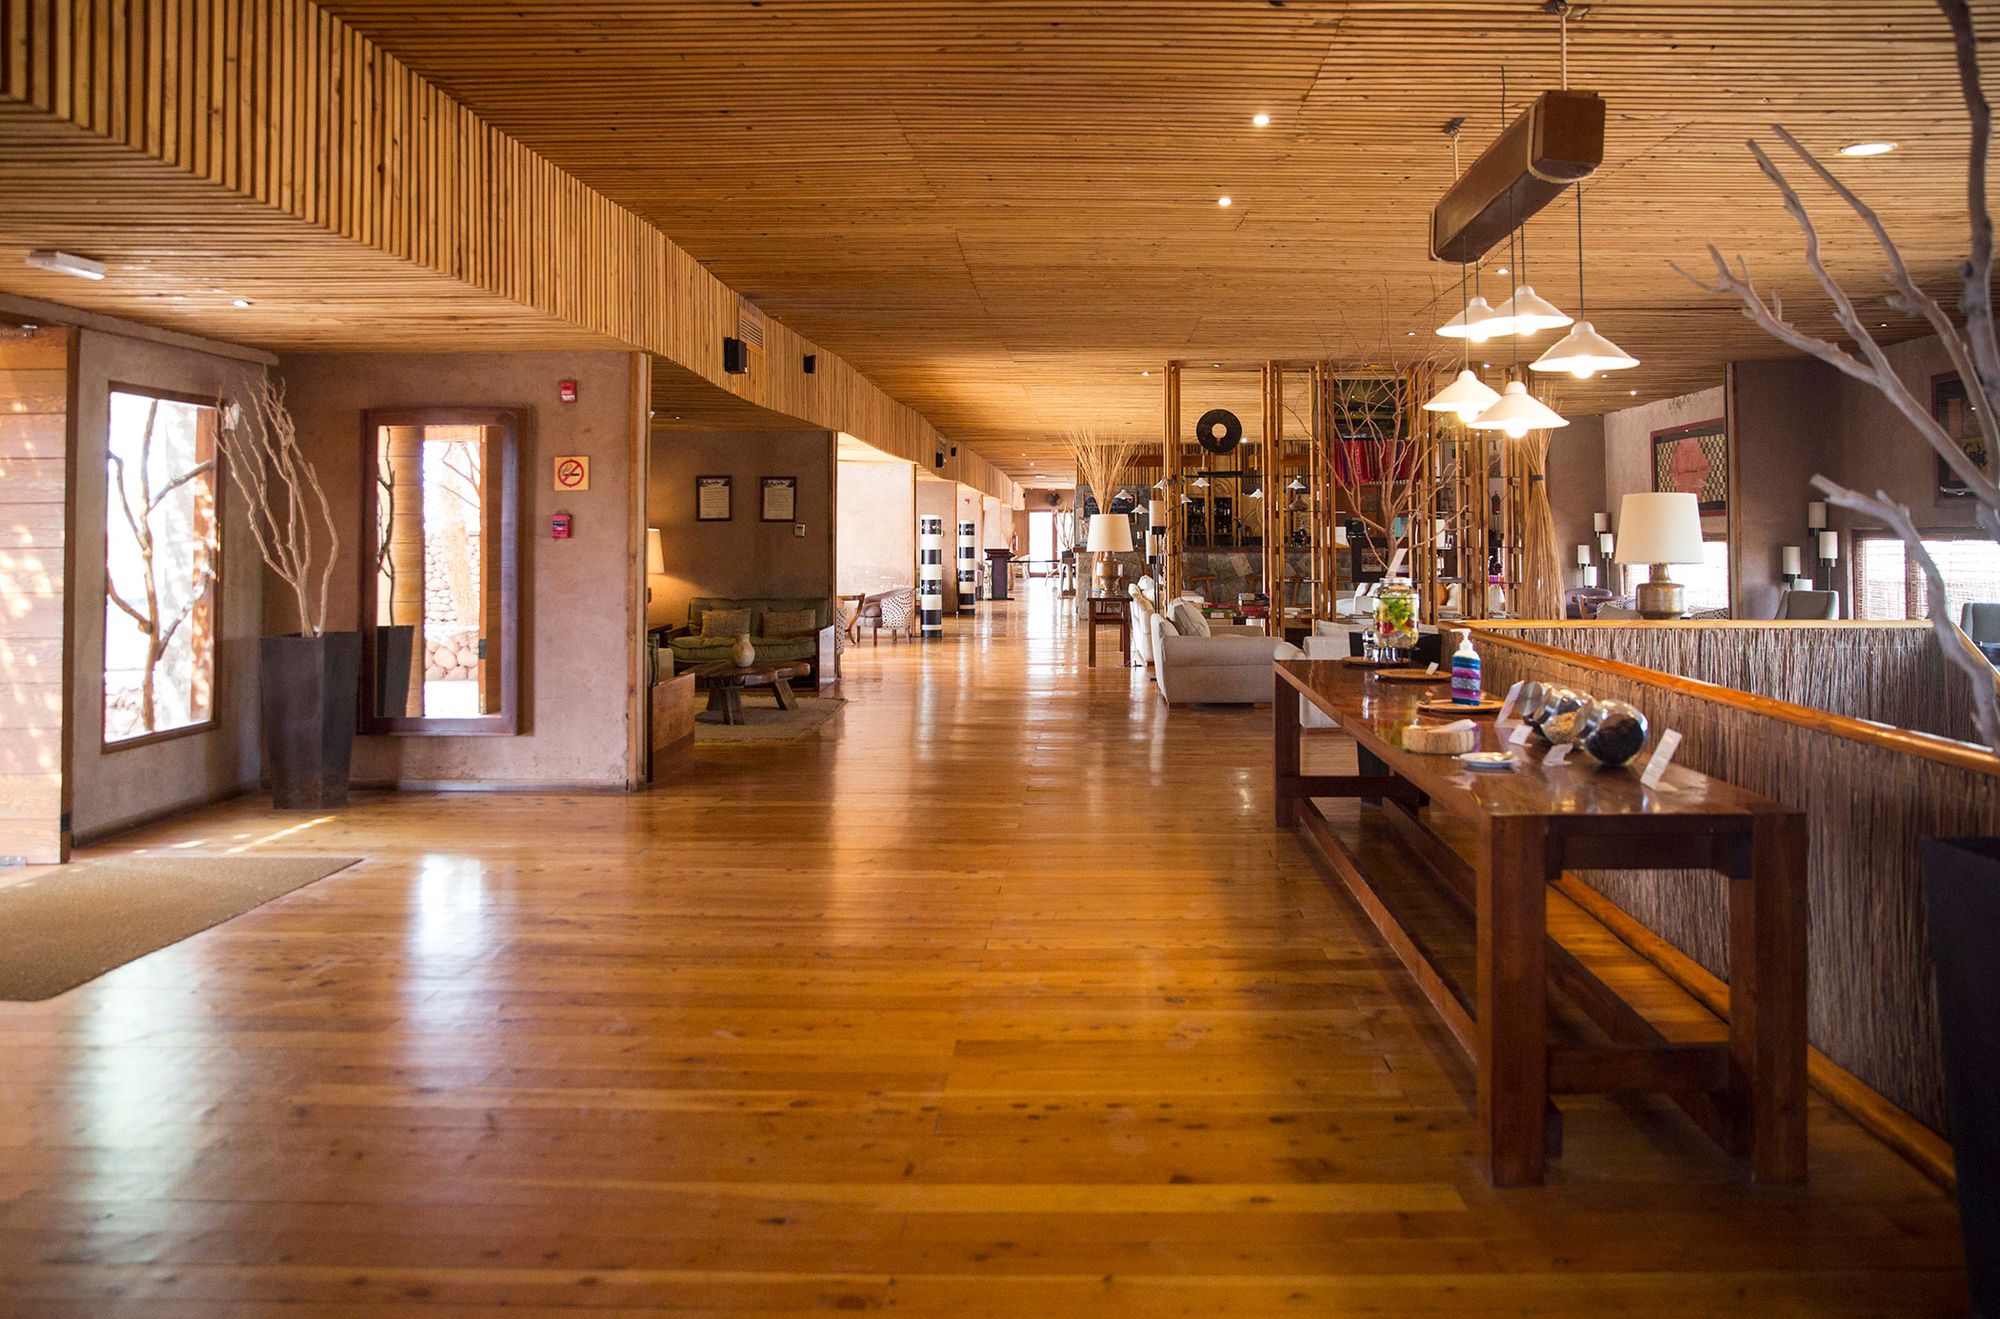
left=1163, top=362, right=1182, bottom=600
left=1260, top=362, right=1282, bottom=637
left=382, top=425, right=426, bottom=716
left=0, top=325, right=72, bottom=864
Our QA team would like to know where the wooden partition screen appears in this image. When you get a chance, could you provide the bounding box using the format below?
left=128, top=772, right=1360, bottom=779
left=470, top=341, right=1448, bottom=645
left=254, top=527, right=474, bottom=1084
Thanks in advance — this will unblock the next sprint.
left=1470, top=621, right=2000, bottom=1166
left=0, top=325, right=71, bottom=864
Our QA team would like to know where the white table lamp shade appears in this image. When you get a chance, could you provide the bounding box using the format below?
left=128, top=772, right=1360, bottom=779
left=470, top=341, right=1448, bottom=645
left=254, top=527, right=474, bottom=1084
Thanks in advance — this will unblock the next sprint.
left=1612, top=493, right=1706, bottom=565
left=1781, top=545, right=1803, bottom=576
left=646, top=527, right=666, bottom=575
left=1086, top=512, right=1135, bottom=554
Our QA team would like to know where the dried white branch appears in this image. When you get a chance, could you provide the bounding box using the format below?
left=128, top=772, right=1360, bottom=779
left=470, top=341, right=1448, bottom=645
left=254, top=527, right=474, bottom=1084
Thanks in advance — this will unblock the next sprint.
left=1816, top=476, right=2000, bottom=751
left=218, top=374, right=340, bottom=637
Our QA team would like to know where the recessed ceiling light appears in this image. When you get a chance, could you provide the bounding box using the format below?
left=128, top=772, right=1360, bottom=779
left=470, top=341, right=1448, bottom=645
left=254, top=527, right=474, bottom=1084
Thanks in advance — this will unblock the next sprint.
left=1252, top=112, right=1271, bottom=127
left=1141, top=370, right=1151, bottom=376
left=1212, top=362, right=1222, bottom=368
left=1630, top=389, right=1638, bottom=395
left=231, top=298, right=252, bottom=308
left=1217, top=195, right=1233, bottom=207
left=25, top=249, right=106, bottom=280
left=1495, top=266, right=1510, bottom=276
left=1840, top=141, right=1898, bottom=157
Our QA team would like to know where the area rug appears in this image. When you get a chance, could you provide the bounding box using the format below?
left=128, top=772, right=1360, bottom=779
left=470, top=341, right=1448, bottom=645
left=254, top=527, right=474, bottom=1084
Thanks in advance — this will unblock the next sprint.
left=694, top=695, right=846, bottom=743
left=0, top=854, right=360, bottom=1001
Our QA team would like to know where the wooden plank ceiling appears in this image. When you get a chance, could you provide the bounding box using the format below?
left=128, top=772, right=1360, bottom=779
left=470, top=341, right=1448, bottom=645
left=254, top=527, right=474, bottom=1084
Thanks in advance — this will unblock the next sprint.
left=316, top=0, right=1996, bottom=479
left=0, top=0, right=1017, bottom=503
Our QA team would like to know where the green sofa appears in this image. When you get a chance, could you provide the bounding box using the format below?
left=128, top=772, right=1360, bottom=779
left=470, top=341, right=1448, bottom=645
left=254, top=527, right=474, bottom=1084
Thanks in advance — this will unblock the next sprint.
left=671, top=596, right=834, bottom=685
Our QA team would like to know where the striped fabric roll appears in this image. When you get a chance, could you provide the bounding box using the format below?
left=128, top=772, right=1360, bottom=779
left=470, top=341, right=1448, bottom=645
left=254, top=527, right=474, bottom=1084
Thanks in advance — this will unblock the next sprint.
left=956, top=520, right=978, bottom=614
left=918, top=515, right=945, bottom=638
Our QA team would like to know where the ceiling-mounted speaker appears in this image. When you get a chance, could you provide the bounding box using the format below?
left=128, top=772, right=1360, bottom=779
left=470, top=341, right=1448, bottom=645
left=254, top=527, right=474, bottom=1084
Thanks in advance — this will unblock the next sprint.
left=1046, top=492, right=1061, bottom=507
left=1430, top=89, right=1604, bottom=264
left=1194, top=408, right=1244, bottom=454
left=723, top=337, right=749, bottom=374
left=802, top=353, right=817, bottom=375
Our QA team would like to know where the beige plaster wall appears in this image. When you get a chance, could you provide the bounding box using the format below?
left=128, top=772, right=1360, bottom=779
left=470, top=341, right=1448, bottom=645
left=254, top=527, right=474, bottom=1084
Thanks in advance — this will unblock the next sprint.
left=836, top=460, right=916, bottom=595
left=277, top=350, right=642, bottom=789
left=68, top=330, right=265, bottom=840
left=647, top=427, right=834, bottom=628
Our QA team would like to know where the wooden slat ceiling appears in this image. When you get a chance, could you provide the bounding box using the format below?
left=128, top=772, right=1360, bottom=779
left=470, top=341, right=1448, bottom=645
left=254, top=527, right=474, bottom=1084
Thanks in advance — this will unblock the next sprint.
left=317, top=0, right=1998, bottom=479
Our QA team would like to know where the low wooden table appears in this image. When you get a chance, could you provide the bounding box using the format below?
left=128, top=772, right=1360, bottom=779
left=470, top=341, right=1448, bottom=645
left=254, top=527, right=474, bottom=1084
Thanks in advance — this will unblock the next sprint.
left=690, top=659, right=809, bottom=725
left=1086, top=595, right=1130, bottom=667
left=1273, top=659, right=1807, bottom=1188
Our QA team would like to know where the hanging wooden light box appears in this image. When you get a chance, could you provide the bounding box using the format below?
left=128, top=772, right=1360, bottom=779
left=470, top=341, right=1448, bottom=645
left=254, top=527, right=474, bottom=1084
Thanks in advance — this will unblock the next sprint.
left=1430, top=89, right=1604, bottom=263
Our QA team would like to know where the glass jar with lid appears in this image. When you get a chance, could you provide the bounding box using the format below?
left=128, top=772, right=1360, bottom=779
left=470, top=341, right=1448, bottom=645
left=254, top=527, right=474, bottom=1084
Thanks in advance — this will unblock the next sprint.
left=1372, top=576, right=1420, bottom=659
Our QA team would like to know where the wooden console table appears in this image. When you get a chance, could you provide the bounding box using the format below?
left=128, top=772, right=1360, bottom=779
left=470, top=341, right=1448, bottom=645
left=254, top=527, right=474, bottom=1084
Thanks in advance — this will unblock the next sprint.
left=1273, top=659, right=1807, bottom=1187
left=1086, top=595, right=1130, bottom=667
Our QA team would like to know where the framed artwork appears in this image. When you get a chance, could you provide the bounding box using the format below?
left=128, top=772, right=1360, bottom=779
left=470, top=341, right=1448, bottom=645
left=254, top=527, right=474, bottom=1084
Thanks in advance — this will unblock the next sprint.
left=760, top=476, right=797, bottom=522
left=695, top=474, right=732, bottom=522
left=1933, top=372, right=1988, bottom=500
left=1652, top=419, right=1729, bottom=516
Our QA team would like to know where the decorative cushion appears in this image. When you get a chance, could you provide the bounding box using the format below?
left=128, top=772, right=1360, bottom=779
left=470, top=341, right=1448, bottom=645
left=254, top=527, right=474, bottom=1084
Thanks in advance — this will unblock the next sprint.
left=699, top=607, right=752, bottom=638
left=1155, top=612, right=1180, bottom=637
left=1171, top=600, right=1211, bottom=637
left=762, top=608, right=819, bottom=638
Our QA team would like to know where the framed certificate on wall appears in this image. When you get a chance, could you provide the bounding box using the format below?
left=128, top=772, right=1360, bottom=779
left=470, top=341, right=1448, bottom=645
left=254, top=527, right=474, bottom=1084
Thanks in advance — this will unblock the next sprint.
left=696, top=475, right=732, bottom=522
left=761, top=476, right=797, bottom=522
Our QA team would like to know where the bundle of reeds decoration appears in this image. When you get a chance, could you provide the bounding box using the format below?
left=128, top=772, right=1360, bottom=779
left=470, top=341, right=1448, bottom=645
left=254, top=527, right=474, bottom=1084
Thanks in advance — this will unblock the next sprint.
left=1508, top=389, right=1566, bottom=620
left=1062, top=427, right=1144, bottom=512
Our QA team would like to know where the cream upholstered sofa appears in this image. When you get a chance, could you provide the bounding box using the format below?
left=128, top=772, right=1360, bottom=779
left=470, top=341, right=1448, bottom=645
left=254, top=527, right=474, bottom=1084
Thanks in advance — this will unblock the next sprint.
left=1128, top=576, right=1165, bottom=666
left=1150, top=597, right=1301, bottom=705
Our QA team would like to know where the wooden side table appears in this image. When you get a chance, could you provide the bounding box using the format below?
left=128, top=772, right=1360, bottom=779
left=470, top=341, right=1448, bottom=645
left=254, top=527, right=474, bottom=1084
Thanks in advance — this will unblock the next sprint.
left=691, top=659, right=810, bottom=725
left=1086, top=595, right=1130, bottom=667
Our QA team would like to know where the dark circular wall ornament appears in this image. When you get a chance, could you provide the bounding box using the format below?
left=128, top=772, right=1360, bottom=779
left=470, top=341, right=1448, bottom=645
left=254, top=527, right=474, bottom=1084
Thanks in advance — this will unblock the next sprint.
left=1194, top=408, right=1244, bottom=454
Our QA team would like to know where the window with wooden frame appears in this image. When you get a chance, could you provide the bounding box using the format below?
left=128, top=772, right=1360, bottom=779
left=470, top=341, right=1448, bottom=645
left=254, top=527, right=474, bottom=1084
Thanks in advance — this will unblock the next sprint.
left=103, top=386, right=222, bottom=747
left=359, top=408, right=521, bottom=735
left=1854, top=529, right=2000, bottom=623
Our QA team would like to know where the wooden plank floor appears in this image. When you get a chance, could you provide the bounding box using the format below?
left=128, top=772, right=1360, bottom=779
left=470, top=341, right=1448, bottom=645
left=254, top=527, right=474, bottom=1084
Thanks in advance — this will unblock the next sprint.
left=0, top=582, right=1968, bottom=1315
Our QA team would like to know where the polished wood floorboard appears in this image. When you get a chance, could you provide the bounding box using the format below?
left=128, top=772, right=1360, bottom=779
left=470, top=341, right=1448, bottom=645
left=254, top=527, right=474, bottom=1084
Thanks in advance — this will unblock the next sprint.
left=0, top=583, right=1968, bottom=1315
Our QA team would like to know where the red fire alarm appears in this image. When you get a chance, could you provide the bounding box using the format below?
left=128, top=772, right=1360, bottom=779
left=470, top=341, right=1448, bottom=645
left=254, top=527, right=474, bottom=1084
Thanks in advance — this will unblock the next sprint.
left=551, top=512, right=572, bottom=539
left=558, top=378, right=578, bottom=403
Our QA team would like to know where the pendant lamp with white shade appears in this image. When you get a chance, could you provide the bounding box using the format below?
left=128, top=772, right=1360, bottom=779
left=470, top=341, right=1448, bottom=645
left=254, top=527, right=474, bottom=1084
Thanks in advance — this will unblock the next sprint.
left=1532, top=184, right=1640, bottom=378
left=1469, top=379, right=1569, bottom=439
left=1436, top=294, right=1509, bottom=342
left=1491, top=284, right=1572, bottom=335
left=1424, top=368, right=1502, bottom=422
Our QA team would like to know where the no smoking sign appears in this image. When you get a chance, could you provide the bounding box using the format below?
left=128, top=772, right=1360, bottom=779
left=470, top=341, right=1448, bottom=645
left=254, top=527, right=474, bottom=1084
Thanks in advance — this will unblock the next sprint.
left=553, top=455, right=590, bottom=492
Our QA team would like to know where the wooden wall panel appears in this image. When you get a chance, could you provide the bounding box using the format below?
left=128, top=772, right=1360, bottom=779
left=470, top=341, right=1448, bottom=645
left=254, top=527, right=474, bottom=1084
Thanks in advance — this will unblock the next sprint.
left=0, top=0, right=1017, bottom=504
left=0, top=324, right=70, bottom=864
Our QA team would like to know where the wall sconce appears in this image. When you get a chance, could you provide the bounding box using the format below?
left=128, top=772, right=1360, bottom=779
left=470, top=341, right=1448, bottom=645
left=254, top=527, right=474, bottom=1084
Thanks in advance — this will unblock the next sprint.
left=1818, top=529, right=1839, bottom=567
left=1807, top=500, right=1828, bottom=533
left=1592, top=512, right=1610, bottom=534
left=1781, top=544, right=1803, bottom=585
left=1598, top=531, right=1615, bottom=558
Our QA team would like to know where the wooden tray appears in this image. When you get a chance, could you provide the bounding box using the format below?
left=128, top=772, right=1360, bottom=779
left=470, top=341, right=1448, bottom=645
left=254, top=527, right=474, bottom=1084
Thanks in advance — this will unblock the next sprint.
left=1415, top=695, right=1504, bottom=716
left=1371, top=667, right=1447, bottom=683
left=1339, top=656, right=1399, bottom=668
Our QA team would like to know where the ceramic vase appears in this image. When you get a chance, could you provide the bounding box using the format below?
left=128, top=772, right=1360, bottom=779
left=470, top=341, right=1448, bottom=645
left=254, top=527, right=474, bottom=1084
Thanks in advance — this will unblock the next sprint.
left=731, top=633, right=756, bottom=668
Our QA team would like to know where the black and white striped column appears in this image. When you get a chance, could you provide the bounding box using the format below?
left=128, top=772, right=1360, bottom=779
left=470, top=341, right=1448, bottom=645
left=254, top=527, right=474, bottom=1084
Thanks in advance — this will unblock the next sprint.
left=918, top=515, right=945, bottom=639
left=956, top=520, right=978, bottom=614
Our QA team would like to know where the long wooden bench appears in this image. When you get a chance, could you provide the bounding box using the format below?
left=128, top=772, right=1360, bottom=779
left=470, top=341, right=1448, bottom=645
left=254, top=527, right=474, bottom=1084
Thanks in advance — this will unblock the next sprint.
left=1274, top=658, right=1808, bottom=1187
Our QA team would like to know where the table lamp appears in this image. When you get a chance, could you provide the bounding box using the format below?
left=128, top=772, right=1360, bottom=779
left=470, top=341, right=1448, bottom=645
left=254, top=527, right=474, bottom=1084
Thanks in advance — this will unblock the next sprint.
left=1612, top=492, right=1706, bottom=618
left=1086, top=512, right=1135, bottom=594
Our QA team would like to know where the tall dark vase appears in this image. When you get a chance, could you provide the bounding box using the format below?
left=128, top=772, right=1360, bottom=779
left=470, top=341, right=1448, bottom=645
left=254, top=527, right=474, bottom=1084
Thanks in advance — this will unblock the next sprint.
left=260, top=632, right=361, bottom=810
left=1923, top=836, right=2000, bottom=1316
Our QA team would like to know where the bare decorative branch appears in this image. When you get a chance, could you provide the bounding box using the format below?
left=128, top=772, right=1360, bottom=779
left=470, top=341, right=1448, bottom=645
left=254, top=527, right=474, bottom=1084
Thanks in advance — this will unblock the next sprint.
left=218, top=375, right=341, bottom=638
left=1679, top=0, right=2000, bottom=756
